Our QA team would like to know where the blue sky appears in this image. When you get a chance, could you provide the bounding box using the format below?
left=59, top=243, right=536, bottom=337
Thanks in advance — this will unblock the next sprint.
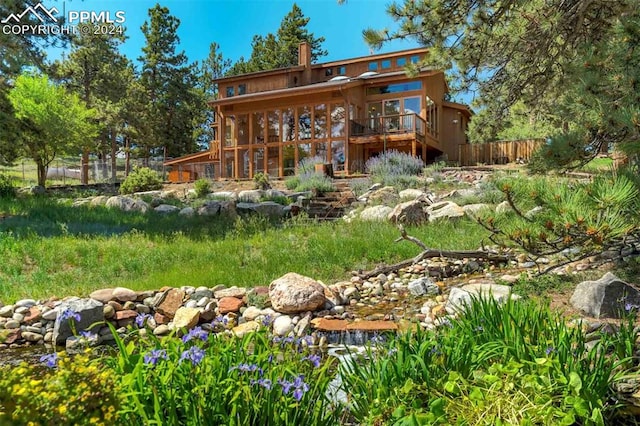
left=39, top=0, right=420, bottom=66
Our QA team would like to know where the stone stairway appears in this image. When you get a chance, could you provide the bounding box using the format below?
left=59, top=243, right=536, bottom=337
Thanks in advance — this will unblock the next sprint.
left=304, top=179, right=357, bottom=220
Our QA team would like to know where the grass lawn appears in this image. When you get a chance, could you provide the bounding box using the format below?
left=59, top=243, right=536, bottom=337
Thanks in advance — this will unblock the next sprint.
left=0, top=197, right=489, bottom=302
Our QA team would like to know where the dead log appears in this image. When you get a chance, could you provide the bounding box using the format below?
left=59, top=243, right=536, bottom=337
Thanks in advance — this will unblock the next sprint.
left=357, top=226, right=512, bottom=280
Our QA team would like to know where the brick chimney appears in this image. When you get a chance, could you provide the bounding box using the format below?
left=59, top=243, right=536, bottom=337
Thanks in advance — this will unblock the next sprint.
left=298, top=42, right=312, bottom=85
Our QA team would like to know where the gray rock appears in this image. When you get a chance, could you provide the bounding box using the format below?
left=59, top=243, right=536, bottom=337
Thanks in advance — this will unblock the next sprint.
left=0, top=305, right=14, bottom=318
left=408, top=277, right=440, bottom=297
left=52, top=298, right=104, bottom=346
left=105, top=196, right=149, bottom=213
left=242, top=306, right=262, bottom=321
left=366, top=186, right=399, bottom=205
left=570, top=272, right=640, bottom=319
left=153, top=324, right=171, bottom=336
left=388, top=199, right=428, bottom=225
left=179, top=207, right=195, bottom=217
left=238, top=190, right=263, bottom=203
left=30, top=185, right=46, bottom=195
left=155, top=204, right=179, bottom=214
left=41, top=308, right=57, bottom=321
left=461, top=283, right=519, bottom=303
left=89, top=196, right=109, bottom=206
left=214, top=287, right=247, bottom=299
left=198, top=201, right=221, bottom=216
left=112, top=287, right=137, bottom=302
left=463, top=203, right=492, bottom=216
left=399, top=188, right=426, bottom=200
left=4, top=319, right=20, bottom=329
left=210, top=191, right=236, bottom=200
left=426, top=201, right=464, bottom=222
left=237, top=202, right=285, bottom=219
left=359, top=205, right=393, bottom=222
left=15, top=299, right=37, bottom=308
left=343, top=286, right=361, bottom=302
left=22, top=331, right=43, bottom=342
left=269, top=273, right=327, bottom=314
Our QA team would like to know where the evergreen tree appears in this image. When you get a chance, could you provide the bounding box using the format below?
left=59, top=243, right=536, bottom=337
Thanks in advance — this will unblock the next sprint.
left=226, top=3, right=327, bottom=75
left=138, top=4, right=204, bottom=158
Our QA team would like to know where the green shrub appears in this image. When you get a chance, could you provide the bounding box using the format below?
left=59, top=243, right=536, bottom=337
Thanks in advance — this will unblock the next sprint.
left=193, top=178, right=210, bottom=198
left=253, top=172, right=271, bottom=190
left=260, top=194, right=291, bottom=205
left=0, top=351, right=123, bottom=425
left=285, top=176, right=301, bottom=190
left=119, top=167, right=162, bottom=194
left=0, top=174, right=16, bottom=198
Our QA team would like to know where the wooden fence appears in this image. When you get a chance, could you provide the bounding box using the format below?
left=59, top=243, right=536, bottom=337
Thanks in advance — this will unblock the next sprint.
left=457, top=139, right=545, bottom=166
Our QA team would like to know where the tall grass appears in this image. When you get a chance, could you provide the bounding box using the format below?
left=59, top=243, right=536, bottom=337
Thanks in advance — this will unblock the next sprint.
left=0, top=198, right=488, bottom=302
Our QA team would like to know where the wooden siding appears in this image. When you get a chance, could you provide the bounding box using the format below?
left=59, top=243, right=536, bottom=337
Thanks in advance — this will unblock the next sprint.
left=458, top=139, right=544, bottom=166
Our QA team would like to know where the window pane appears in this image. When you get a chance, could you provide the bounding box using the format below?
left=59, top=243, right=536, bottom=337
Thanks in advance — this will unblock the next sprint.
left=282, top=108, right=295, bottom=142
left=315, top=142, right=328, bottom=162
left=314, top=103, right=327, bottom=139
left=252, top=148, right=264, bottom=174
left=410, top=55, right=420, bottom=64
left=267, top=146, right=280, bottom=177
left=298, top=105, right=311, bottom=140
left=283, top=144, right=295, bottom=176
left=298, top=143, right=311, bottom=164
left=224, top=151, right=235, bottom=177
left=396, top=57, right=407, bottom=67
left=330, top=103, right=345, bottom=137
left=238, top=84, right=246, bottom=95
left=404, top=97, right=421, bottom=114
left=384, top=100, right=401, bottom=131
left=238, top=148, right=249, bottom=178
left=237, top=114, right=249, bottom=145
left=381, top=59, right=391, bottom=69
left=267, top=110, right=280, bottom=143
left=224, top=116, right=235, bottom=147
left=338, top=66, right=346, bottom=75
left=331, top=140, right=345, bottom=171
left=368, top=62, right=378, bottom=71
left=226, top=86, right=234, bottom=97
left=252, top=112, right=265, bottom=144
left=366, top=81, right=422, bottom=95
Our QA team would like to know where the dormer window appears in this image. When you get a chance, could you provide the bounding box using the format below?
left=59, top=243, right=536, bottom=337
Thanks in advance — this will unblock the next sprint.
left=325, top=68, right=333, bottom=76
left=226, top=86, right=234, bottom=97
left=337, top=66, right=346, bottom=75
left=368, top=62, right=378, bottom=71
left=381, top=59, right=391, bottom=69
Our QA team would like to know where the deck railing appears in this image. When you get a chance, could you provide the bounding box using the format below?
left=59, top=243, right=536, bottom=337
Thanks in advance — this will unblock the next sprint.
left=349, top=113, right=427, bottom=138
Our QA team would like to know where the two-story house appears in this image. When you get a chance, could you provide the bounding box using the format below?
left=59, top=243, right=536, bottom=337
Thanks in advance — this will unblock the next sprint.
left=165, top=42, right=471, bottom=181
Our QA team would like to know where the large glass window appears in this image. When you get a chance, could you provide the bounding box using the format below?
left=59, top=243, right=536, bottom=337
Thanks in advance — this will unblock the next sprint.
left=396, top=57, right=407, bottom=67
left=225, top=86, right=234, bottom=97
left=237, top=114, right=249, bottom=145
left=384, top=100, right=401, bottom=130
left=315, top=142, right=328, bottom=162
left=368, top=62, right=378, bottom=71
left=404, top=97, right=421, bottom=114
left=381, top=59, right=391, bottom=69
left=330, top=103, right=345, bottom=137
left=297, top=106, right=311, bottom=140
left=366, top=81, right=422, bottom=95
left=337, top=66, right=346, bottom=75
left=267, top=110, right=280, bottom=143
left=298, top=143, right=311, bottom=164
left=224, top=116, right=235, bottom=147
left=314, top=104, right=327, bottom=139
left=238, top=84, right=246, bottom=95
left=282, top=108, right=295, bottom=142
left=410, top=55, right=420, bottom=64
left=252, top=112, right=265, bottom=144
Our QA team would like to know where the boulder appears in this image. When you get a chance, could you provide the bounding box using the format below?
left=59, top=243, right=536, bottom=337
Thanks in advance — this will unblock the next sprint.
left=105, top=196, right=149, bottom=213
left=570, top=272, right=640, bottom=319
left=90, top=288, right=114, bottom=303
left=399, top=188, right=426, bottom=200
left=237, top=202, right=285, bottom=219
left=218, top=297, right=245, bottom=314
left=269, top=272, right=327, bottom=314
left=52, top=298, right=104, bottom=346
left=179, top=207, right=195, bottom=217
left=445, top=284, right=519, bottom=315
left=155, top=288, right=185, bottom=319
left=272, top=315, right=294, bottom=336
left=173, top=307, right=200, bottom=330
left=388, top=199, right=428, bottom=225
left=155, top=204, right=179, bottom=214
left=112, top=287, right=137, bottom=302
left=89, top=196, right=109, bottom=206
left=210, top=191, right=237, bottom=200
left=407, top=277, right=441, bottom=297
left=233, top=320, right=260, bottom=337
left=366, top=186, right=399, bottom=205
left=359, top=205, right=393, bottom=222
left=495, top=201, right=512, bottom=214
left=238, top=190, right=263, bottom=203
left=197, top=201, right=221, bottom=216
left=214, top=287, right=247, bottom=299
left=426, top=201, right=464, bottom=222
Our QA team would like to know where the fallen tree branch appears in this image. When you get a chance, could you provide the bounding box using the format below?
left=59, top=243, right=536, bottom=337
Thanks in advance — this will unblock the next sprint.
left=358, top=226, right=513, bottom=279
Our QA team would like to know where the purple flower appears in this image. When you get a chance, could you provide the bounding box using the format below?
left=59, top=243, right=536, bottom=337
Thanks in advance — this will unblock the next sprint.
left=40, top=353, right=58, bottom=368
left=182, top=326, right=209, bottom=343
left=302, top=354, right=321, bottom=368
left=79, top=330, right=98, bottom=341
left=625, top=302, right=637, bottom=312
left=230, top=363, right=262, bottom=375
left=179, top=346, right=205, bottom=366
left=144, top=349, right=168, bottom=366
left=278, top=378, right=294, bottom=395
left=261, top=315, right=273, bottom=326
left=293, top=388, right=304, bottom=401
left=135, top=313, right=152, bottom=328
left=251, top=378, right=272, bottom=390
left=267, top=354, right=274, bottom=363
left=370, top=333, right=386, bottom=345
left=293, top=375, right=309, bottom=392
left=59, top=308, right=81, bottom=323
left=545, top=346, right=555, bottom=356
left=211, top=315, right=228, bottom=328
